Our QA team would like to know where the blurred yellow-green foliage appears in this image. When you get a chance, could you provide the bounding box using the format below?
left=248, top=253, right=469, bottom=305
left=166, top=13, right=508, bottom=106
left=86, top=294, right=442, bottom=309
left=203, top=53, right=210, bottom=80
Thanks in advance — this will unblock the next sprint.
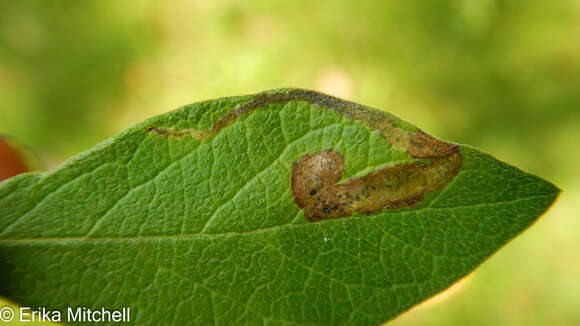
left=1, top=1, right=578, bottom=325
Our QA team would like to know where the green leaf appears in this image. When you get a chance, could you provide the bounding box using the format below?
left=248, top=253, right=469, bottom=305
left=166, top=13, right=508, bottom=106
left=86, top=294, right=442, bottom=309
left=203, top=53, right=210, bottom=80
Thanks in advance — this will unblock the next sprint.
left=0, top=89, right=559, bottom=325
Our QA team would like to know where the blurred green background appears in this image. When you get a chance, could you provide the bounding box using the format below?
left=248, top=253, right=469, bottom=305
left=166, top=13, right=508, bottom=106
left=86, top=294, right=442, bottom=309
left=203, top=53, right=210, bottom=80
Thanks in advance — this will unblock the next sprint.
left=1, top=0, right=578, bottom=325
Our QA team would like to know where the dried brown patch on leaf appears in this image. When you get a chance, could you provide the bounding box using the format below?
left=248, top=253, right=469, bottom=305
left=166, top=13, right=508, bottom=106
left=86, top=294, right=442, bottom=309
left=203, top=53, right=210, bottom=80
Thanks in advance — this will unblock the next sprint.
left=292, top=149, right=462, bottom=221
left=146, top=127, right=207, bottom=141
left=408, top=131, right=459, bottom=158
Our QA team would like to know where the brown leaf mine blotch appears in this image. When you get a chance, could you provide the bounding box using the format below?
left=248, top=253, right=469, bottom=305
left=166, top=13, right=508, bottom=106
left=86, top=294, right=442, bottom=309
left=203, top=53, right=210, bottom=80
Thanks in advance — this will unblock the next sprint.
left=292, top=149, right=462, bottom=221
left=144, top=88, right=463, bottom=220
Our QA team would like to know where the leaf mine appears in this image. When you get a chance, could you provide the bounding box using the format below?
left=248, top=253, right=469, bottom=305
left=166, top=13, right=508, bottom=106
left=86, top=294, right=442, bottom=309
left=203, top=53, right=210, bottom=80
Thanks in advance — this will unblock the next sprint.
left=145, top=89, right=464, bottom=221
left=145, top=89, right=458, bottom=158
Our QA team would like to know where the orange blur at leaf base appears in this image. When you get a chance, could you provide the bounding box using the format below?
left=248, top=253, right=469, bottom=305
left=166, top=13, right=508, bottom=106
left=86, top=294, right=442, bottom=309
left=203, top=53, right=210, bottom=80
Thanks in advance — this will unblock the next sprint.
left=0, top=137, right=28, bottom=181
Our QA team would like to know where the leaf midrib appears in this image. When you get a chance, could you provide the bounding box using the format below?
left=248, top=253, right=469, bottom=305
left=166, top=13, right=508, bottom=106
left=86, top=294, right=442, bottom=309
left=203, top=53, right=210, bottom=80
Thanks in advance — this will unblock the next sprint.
left=0, top=193, right=553, bottom=245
